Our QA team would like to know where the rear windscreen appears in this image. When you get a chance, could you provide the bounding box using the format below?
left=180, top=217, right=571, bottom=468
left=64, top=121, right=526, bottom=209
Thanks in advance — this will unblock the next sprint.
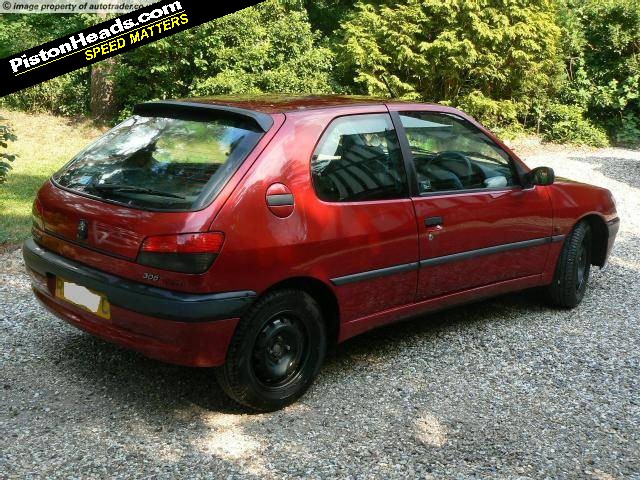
left=53, top=114, right=264, bottom=211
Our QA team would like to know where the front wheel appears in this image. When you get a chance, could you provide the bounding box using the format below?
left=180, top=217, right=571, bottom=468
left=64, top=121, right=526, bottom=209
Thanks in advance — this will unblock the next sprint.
left=547, top=221, right=592, bottom=308
left=215, top=289, right=326, bottom=412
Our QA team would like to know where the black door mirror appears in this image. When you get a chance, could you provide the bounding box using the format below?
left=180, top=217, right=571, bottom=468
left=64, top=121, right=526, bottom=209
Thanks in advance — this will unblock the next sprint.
left=525, top=166, right=555, bottom=187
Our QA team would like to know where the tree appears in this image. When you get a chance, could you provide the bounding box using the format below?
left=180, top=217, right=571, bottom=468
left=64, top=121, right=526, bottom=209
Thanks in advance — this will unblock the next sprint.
left=113, top=0, right=335, bottom=116
left=90, top=59, right=117, bottom=120
left=339, top=0, right=562, bottom=130
left=90, top=14, right=117, bottom=120
left=0, top=0, right=635, bottom=145
left=561, top=1, right=639, bottom=120
left=554, top=0, right=640, bottom=144
left=304, top=0, right=357, bottom=36
left=0, top=118, right=17, bottom=185
left=0, top=14, right=91, bottom=116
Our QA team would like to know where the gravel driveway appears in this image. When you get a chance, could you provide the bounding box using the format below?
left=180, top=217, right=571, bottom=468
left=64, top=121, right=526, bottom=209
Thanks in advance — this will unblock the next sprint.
left=1, top=144, right=639, bottom=479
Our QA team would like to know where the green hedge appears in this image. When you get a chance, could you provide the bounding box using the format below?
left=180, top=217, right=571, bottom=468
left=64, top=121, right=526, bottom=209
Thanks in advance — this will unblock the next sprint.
left=0, top=0, right=638, bottom=146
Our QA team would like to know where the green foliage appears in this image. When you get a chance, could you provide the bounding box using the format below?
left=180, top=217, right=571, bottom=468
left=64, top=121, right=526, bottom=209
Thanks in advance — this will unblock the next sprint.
left=616, top=112, right=640, bottom=147
left=0, top=118, right=17, bottom=184
left=0, top=0, right=638, bottom=147
left=2, top=70, right=90, bottom=116
left=556, top=0, right=640, bottom=136
left=454, top=91, right=523, bottom=133
left=0, top=13, right=90, bottom=57
left=114, top=0, right=335, bottom=116
left=191, top=1, right=335, bottom=96
left=580, top=0, right=640, bottom=118
left=304, top=0, right=357, bottom=35
left=339, top=0, right=562, bottom=132
left=0, top=14, right=92, bottom=116
left=539, top=103, right=609, bottom=146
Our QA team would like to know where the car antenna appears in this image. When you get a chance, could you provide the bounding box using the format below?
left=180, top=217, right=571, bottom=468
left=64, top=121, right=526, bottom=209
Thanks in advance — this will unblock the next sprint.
left=381, top=75, right=398, bottom=99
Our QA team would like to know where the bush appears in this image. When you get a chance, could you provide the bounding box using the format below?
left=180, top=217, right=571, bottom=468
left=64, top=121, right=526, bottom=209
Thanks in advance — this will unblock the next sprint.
left=0, top=118, right=17, bottom=184
left=0, top=69, right=90, bottom=117
left=454, top=91, right=524, bottom=135
left=0, top=0, right=636, bottom=148
left=0, top=14, right=91, bottom=116
left=114, top=0, right=335, bottom=116
left=540, top=103, right=609, bottom=146
left=556, top=0, right=640, bottom=134
left=616, top=112, right=640, bottom=147
left=339, top=0, right=562, bottom=126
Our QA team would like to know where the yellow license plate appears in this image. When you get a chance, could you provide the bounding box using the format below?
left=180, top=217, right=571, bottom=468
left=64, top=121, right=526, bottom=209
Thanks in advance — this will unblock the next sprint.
left=55, top=277, right=111, bottom=320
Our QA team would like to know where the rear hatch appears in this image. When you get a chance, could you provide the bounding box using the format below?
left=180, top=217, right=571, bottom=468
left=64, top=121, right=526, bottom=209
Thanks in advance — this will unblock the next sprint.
left=35, top=101, right=273, bottom=268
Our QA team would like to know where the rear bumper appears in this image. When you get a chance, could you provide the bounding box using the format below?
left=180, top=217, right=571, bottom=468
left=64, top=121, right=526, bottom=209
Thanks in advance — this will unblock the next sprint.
left=23, top=238, right=255, bottom=321
left=22, top=238, right=255, bottom=366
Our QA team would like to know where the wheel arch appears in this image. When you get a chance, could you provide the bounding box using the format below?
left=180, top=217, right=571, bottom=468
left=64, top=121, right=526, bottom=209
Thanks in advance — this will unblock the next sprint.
left=258, top=277, right=340, bottom=346
left=577, top=213, right=609, bottom=267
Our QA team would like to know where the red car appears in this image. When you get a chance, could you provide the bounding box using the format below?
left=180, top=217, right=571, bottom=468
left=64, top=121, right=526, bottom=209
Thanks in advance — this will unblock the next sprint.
left=24, top=96, right=619, bottom=411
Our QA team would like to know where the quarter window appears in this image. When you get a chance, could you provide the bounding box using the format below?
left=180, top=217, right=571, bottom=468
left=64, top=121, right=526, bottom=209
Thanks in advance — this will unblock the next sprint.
left=399, top=112, right=517, bottom=194
left=311, top=114, right=408, bottom=202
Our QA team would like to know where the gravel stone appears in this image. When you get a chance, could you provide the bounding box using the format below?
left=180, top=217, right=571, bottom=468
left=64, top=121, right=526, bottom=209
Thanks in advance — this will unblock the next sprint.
left=1, top=145, right=639, bottom=479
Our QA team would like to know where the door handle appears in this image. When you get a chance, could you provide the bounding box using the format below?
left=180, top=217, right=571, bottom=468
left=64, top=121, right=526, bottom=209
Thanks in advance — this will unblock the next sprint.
left=424, top=216, right=443, bottom=227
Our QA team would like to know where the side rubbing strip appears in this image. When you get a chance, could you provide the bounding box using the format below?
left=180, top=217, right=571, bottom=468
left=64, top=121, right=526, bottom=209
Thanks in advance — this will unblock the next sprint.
left=420, top=237, right=551, bottom=268
left=331, top=262, right=419, bottom=286
left=330, top=236, right=559, bottom=286
left=266, top=194, right=294, bottom=207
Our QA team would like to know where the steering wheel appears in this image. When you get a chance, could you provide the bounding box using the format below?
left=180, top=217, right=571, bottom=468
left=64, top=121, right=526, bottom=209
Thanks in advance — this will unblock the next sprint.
left=428, top=151, right=474, bottom=180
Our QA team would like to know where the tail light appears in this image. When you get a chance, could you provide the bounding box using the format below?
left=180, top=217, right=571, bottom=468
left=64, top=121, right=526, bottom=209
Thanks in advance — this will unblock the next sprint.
left=32, top=203, right=44, bottom=231
left=137, top=232, right=225, bottom=274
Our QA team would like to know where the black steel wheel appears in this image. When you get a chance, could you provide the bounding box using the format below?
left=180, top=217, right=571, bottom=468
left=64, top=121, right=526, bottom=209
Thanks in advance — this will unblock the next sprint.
left=576, top=237, right=590, bottom=292
left=251, top=313, right=308, bottom=388
left=547, top=220, right=592, bottom=308
left=216, top=289, right=326, bottom=412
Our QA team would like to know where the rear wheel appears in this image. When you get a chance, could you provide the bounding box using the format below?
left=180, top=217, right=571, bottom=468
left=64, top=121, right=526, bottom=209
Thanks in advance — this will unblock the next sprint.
left=215, top=289, right=326, bottom=411
left=547, top=221, right=592, bottom=308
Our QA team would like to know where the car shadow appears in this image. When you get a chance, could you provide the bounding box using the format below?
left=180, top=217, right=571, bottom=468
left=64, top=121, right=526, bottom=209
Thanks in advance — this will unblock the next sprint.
left=49, top=285, right=547, bottom=417
left=326, top=287, right=548, bottom=367
left=45, top=228, right=636, bottom=418
left=51, top=332, right=246, bottom=415
left=16, top=255, right=636, bottom=478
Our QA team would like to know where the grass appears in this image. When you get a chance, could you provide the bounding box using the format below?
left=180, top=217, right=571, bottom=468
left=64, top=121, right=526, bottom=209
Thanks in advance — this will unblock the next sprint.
left=0, top=110, right=106, bottom=245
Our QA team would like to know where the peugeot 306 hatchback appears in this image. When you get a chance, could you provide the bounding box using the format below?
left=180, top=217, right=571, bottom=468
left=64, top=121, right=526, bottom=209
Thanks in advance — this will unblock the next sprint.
left=23, top=96, right=619, bottom=411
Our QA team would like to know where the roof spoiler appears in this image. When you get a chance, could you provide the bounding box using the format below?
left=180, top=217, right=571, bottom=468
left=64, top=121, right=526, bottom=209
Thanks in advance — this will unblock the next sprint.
left=133, top=100, right=274, bottom=132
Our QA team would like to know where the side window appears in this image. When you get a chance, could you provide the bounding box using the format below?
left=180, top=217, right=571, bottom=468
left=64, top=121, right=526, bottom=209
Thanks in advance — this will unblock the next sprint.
left=311, top=114, right=408, bottom=202
left=399, top=112, right=517, bottom=194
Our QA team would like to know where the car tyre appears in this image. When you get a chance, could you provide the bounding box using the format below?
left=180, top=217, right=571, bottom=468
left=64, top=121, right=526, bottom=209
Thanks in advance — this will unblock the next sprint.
left=215, top=289, right=326, bottom=412
left=547, top=220, right=592, bottom=308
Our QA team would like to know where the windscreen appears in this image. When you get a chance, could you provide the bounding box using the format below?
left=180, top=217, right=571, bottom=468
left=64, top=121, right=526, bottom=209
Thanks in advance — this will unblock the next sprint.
left=53, top=114, right=264, bottom=211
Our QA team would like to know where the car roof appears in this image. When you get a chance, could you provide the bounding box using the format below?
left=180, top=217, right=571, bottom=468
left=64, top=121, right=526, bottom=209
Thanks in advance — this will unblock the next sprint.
left=172, top=94, right=436, bottom=114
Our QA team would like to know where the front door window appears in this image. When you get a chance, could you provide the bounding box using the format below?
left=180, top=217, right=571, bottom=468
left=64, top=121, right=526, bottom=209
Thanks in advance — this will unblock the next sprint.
left=399, top=112, right=517, bottom=194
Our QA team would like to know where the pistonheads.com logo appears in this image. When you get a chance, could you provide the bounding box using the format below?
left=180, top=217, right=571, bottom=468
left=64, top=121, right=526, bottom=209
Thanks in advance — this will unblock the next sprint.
left=8, top=1, right=186, bottom=74
left=1, top=0, right=262, bottom=97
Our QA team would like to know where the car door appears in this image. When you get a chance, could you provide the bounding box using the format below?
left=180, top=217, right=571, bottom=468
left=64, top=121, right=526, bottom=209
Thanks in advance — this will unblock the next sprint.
left=389, top=107, right=554, bottom=301
left=309, top=112, right=420, bottom=321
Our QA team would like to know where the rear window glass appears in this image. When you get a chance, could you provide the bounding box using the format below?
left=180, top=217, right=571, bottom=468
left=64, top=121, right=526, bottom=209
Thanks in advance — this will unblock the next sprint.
left=53, top=115, right=264, bottom=211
